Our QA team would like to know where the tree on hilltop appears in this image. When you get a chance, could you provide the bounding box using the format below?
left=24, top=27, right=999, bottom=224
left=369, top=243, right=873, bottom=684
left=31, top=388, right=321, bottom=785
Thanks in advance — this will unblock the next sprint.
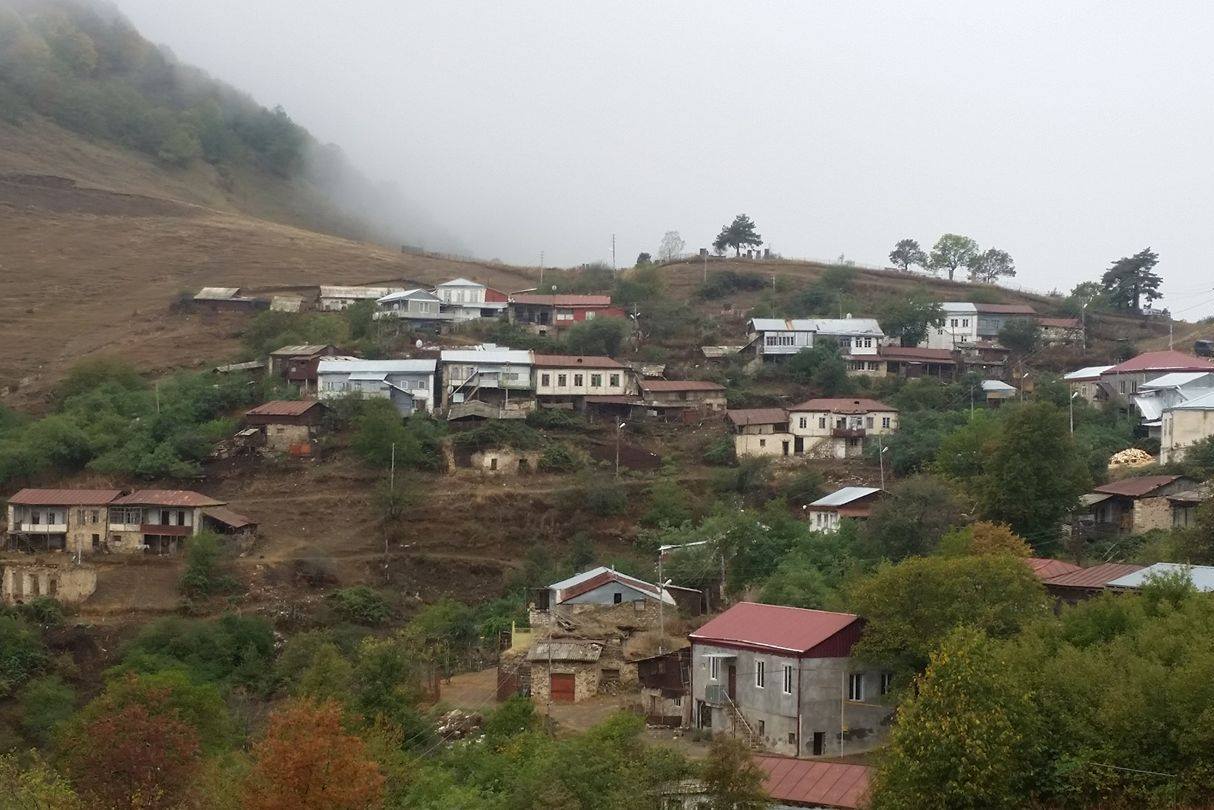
left=928, top=234, right=979, bottom=281
left=713, top=214, right=762, bottom=257
left=889, top=238, right=927, bottom=273
left=657, top=230, right=685, bottom=262
left=1100, top=248, right=1162, bottom=312
left=967, top=247, right=1016, bottom=284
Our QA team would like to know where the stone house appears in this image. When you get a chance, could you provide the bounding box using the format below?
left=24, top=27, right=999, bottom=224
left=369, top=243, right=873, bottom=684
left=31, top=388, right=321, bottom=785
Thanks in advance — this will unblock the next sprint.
left=1, top=561, right=96, bottom=605
left=727, top=408, right=793, bottom=458
left=106, top=490, right=227, bottom=554
left=527, top=639, right=619, bottom=704
left=1161, top=390, right=1214, bottom=464
left=806, top=487, right=885, bottom=533
left=786, top=398, right=898, bottom=459
left=507, top=294, right=625, bottom=334
left=5, top=489, right=122, bottom=554
left=636, top=380, right=727, bottom=414
left=1169, top=485, right=1211, bottom=529
left=690, top=602, right=894, bottom=757
left=1079, top=475, right=1199, bottom=537
left=636, top=648, right=691, bottom=727
left=267, top=344, right=341, bottom=394
left=848, top=346, right=957, bottom=379
left=1037, top=316, right=1084, bottom=346
left=532, top=354, right=634, bottom=406
left=440, top=345, right=535, bottom=418
left=1064, top=365, right=1115, bottom=404
left=244, top=400, right=327, bottom=453
left=317, top=358, right=437, bottom=415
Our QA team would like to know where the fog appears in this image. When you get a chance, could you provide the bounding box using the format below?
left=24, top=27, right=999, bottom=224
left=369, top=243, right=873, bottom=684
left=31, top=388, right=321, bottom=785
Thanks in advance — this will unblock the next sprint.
left=117, top=0, right=1214, bottom=316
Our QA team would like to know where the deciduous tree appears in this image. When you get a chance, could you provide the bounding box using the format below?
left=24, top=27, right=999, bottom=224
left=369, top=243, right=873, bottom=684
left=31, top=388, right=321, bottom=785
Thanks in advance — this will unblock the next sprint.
left=966, top=247, right=1016, bottom=284
left=856, top=475, right=965, bottom=561
left=657, top=230, right=685, bottom=261
left=928, top=234, right=979, bottom=281
left=878, top=293, right=946, bottom=347
left=242, top=699, right=384, bottom=810
left=703, top=735, right=768, bottom=810
left=888, top=238, right=927, bottom=273
left=997, top=317, right=1040, bottom=354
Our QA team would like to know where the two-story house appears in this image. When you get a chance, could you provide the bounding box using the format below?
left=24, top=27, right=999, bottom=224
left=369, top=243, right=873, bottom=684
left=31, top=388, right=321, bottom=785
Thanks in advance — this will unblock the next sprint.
left=746, top=317, right=885, bottom=364
left=106, top=490, right=227, bottom=554
left=267, top=344, right=341, bottom=394
left=921, top=302, right=1036, bottom=349
left=1162, top=390, right=1214, bottom=464
left=726, top=408, right=793, bottom=458
left=806, top=487, right=885, bottom=533
left=318, top=285, right=405, bottom=311
left=316, top=358, right=437, bottom=415
left=786, top=398, right=898, bottom=459
left=636, top=380, right=727, bottom=415
left=5, top=489, right=122, bottom=554
left=433, top=278, right=508, bottom=322
left=1134, top=372, right=1214, bottom=438
left=532, top=355, right=634, bottom=406
left=440, top=345, right=535, bottom=418
left=373, top=289, right=450, bottom=328
left=1098, top=351, right=1214, bottom=413
left=508, top=294, right=625, bottom=334
left=690, top=602, right=893, bottom=757
left=1064, top=365, right=1115, bottom=404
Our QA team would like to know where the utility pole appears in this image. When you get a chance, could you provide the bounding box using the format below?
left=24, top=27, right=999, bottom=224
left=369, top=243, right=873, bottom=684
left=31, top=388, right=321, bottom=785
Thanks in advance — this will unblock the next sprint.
left=702, top=250, right=708, bottom=284
left=611, top=233, right=616, bottom=270
left=1081, top=301, right=1088, bottom=353
left=539, top=251, right=544, bottom=287
left=878, top=437, right=887, bottom=491
left=657, top=553, right=664, bottom=655
left=390, top=442, right=396, bottom=491
left=615, top=421, right=625, bottom=478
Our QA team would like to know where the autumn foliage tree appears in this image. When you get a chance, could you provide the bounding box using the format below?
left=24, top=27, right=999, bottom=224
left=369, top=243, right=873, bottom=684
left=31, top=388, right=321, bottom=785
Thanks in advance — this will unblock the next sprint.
left=242, top=699, right=385, bottom=810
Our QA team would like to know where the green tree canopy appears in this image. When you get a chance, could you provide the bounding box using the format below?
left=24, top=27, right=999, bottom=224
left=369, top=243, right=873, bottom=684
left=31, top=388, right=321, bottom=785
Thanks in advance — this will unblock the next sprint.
left=928, top=234, right=979, bottom=281
left=888, top=238, right=927, bottom=273
left=713, top=214, right=763, bottom=257
left=966, top=247, right=1016, bottom=284
left=856, top=475, right=966, bottom=561
left=1100, top=247, right=1162, bottom=312
left=878, top=292, right=946, bottom=347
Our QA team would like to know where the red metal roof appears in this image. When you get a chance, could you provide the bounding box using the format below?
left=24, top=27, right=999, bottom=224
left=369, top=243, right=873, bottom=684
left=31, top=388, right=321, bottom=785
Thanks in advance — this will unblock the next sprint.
left=6, top=488, right=122, bottom=506
left=1037, top=317, right=1082, bottom=329
left=245, top=400, right=324, bottom=417
left=877, top=345, right=957, bottom=362
left=510, top=294, right=613, bottom=307
left=202, top=506, right=256, bottom=529
left=690, top=602, right=861, bottom=655
left=558, top=570, right=663, bottom=603
left=973, top=303, right=1037, bottom=315
left=532, top=354, right=625, bottom=369
left=1025, top=557, right=1082, bottom=580
left=639, top=380, right=726, bottom=392
left=112, top=490, right=226, bottom=507
left=1044, top=563, right=1144, bottom=590
left=1106, top=351, right=1214, bottom=375
left=727, top=408, right=788, bottom=427
left=756, top=757, right=871, bottom=809
left=788, top=398, right=896, bottom=414
left=1093, top=475, right=1183, bottom=498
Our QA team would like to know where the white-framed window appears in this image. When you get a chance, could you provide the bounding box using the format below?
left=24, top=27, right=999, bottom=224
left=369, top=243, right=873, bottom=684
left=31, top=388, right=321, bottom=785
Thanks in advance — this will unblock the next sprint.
left=950, top=318, right=958, bottom=328
left=558, top=374, right=567, bottom=387
left=590, top=374, right=602, bottom=387
left=609, top=374, right=620, bottom=387
left=882, top=417, right=891, bottom=428
left=818, top=417, right=826, bottom=429
left=574, top=374, right=584, bottom=386
left=783, top=664, right=794, bottom=694
left=799, top=417, right=807, bottom=429
left=710, top=657, right=720, bottom=681
left=865, top=417, right=874, bottom=428
left=880, top=672, right=893, bottom=695
left=755, top=659, right=766, bottom=688
left=541, top=373, right=551, bottom=387
left=962, top=318, right=970, bottom=327
left=847, top=673, right=864, bottom=702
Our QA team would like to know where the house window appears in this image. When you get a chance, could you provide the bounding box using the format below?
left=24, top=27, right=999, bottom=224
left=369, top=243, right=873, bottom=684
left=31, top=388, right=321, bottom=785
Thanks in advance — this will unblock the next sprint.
left=613, top=592, right=622, bottom=604
left=759, top=439, right=766, bottom=448
left=574, top=374, right=584, bottom=386
left=799, top=417, right=807, bottom=429
left=755, top=659, right=766, bottom=688
left=882, top=417, right=891, bottom=428
left=710, top=657, right=720, bottom=681
left=590, top=374, right=602, bottom=387
left=541, top=373, right=551, bottom=387
left=962, top=318, right=969, bottom=327
left=881, top=672, right=894, bottom=695
left=783, top=664, right=794, bottom=694
left=818, top=417, right=826, bottom=429
left=610, top=374, right=620, bottom=387
left=865, top=417, right=874, bottom=428
left=757, top=719, right=765, bottom=738
left=558, top=374, right=567, bottom=386
left=91, top=510, right=99, bottom=524
left=847, top=673, right=864, bottom=702
left=950, top=319, right=958, bottom=328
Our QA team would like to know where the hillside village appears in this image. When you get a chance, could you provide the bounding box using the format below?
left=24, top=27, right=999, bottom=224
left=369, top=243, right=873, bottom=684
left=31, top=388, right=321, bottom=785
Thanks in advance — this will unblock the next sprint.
left=7, top=1, right=1214, bottom=808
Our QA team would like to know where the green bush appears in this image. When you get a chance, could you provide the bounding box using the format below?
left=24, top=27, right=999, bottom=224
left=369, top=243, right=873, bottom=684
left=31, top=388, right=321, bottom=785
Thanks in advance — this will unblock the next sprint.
left=0, top=616, right=48, bottom=698
left=352, top=402, right=446, bottom=471
left=585, top=479, right=628, bottom=517
left=697, top=270, right=766, bottom=300
left=18, top=675, right=76, bottom=745
left=330, top=586, right=394, bottom=626
left=539, top=444, right=582, bottom=472
left=641, top=479, right=693, bottom=527
left=15, top=597, right=64, bottom=628
left=179, top=533, right=237, bottom=599
left=702, top=436, right=737, bottom=466
left=526, top=408, right=587, bottom=430
left=115, top=614, right=275, bottom=688
left=564, top=318, right=630, bottom=356
left=451, top=421, right=543, bottom=452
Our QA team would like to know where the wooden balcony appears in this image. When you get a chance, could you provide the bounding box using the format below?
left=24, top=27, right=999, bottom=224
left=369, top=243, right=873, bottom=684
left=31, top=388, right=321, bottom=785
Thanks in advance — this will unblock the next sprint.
left=832, top=427, right=866, bottom=439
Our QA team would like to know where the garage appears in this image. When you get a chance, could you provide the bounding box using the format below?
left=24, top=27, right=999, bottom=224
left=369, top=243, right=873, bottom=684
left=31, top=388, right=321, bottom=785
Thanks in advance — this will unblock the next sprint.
left=550, top=673, right=576, bottom=703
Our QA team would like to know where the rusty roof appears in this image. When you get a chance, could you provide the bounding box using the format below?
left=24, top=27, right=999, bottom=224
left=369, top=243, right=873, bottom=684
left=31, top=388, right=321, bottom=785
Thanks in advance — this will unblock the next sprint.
left=789, top=398, right=896, bottom=414
left=1092, top=475, right=1185, bottom=498
left=1025, top=557, right=1082, bottom=580
left=973, top=303, right=1037, bottom=315
left=756, top=756, right=872, bottom=809
left=1106, top=350, right=1214, bottom=375
left=510, top=294, right=613, bottom=306
left=112, top=490, right=226, bottom=507
left=268, top=344, right=336, bottom=357
left=727, top=408, right=788, bottom=427
left=245, top=400, right=325, bottom=418
left=532, top=354, right=626, bottom=369
left=202, top=506, right=256, bottom=529
left=1044, top=563, right=1145, bottom=590
left=639, top=380, right=726, bottom=392
left=690, top=602, right=861, bottom=655
left=6, top=488, right=122, bottom=506
left=1037, top=317, right=1082, bottom=329
left=877, top=345, right=957, bottom=363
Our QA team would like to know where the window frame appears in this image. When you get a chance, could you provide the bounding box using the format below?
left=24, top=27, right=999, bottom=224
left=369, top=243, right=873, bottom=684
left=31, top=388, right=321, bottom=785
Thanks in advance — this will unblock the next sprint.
left=847, top=673, right=865, bottom=702
left=782, top=664, right=794, bottom=695
left=755, top=659, right=766, bottom=689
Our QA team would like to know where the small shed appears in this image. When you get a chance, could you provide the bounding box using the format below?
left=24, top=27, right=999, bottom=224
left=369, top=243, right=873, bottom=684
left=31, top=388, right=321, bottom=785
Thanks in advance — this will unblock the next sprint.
left=981, top=378, right=1018, bottom=407
left=528, top=640, right=604, bottom=704
left=202, top=506, right=258, bottom=537
left=244, top=400, right=326, bottom=452
left=806, top=486, right=885, bottom=533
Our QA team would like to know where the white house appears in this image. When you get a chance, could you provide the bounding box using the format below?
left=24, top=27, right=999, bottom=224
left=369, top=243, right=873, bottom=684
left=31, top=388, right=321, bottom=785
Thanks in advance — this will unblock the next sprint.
left=921, top=302, right=1037, bottom=349
left=316, top=358, right=437, bottom=415
left=809, top=318, right=884, bottom=356
left=1134, top=372, right=1214, bottom=436
left=532, top=355, right=634, bottom=403
left=373, top=289, right=450, bottom=326
left=434, top=278, right=508, bottom=322
left=440, top=344, right=534, bottom=418
left=318, top=285, right=405, bottom=311
left=806, top=487, right=885, bottom=533
left=746, top=317, right=885, bottom=361
left=541, top=566, right=675, bottom=609
left=1161, top=389, right=1214, bottom=464
left=786, top=398, right=899, bottom=459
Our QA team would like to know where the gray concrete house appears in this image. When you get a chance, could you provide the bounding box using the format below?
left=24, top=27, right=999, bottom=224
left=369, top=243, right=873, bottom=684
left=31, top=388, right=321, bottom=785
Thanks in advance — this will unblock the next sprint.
left=689, top=602, right=893, bottom=758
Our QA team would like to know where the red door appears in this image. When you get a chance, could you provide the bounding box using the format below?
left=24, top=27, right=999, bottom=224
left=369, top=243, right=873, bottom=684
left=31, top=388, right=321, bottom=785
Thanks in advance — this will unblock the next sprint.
left=550, top=673, right=576, bottom=703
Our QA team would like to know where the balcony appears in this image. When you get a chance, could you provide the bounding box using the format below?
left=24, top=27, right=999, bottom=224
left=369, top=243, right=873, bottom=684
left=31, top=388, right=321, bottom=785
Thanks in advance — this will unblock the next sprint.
left=832, top=427, right=866, bottom=439
left=11, top=523, right=67, bottom=534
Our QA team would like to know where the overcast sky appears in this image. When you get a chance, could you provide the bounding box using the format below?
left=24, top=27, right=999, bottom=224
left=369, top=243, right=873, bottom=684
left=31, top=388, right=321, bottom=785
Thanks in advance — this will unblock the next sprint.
left=116, top=0, right=1214, bottom=318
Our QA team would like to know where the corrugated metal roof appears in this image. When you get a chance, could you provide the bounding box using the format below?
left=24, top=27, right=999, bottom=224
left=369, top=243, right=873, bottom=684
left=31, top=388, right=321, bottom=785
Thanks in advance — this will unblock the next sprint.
left=1106, top=351, right=1214, bottom=375
left=1107, top=562, right=1214, bottom=592
left=510, top=294, right=613, bottom=306
left=532, top=354, right=625, bottom=369
left=878, top=346, right=956, bottom=363
left=269, top=295, right=303, bottom=312
left=789, top=398, right=896, bottom=414
left=940, top=302, right=979, bottom=313
left=701, top=345, right=745, bottom=358
left=584, top=395, right=642, bottom=405
left=245, top=400, right=324, bottom=417
left=377, top=288, right=440, bottom=303
left=639, top=380, right=726, bottom=392
left=1064, top=365, right=1114, bottom=381
left=317, top=358, right=436, bottom=374
left=526, top=640, right=603, bottom=662
left=812, top=318, right=884, bottom=336
left=1025, top=557, right=1082, bottom=580
left=440, top=347, right=533, bottom=365
left=1170, top=389, right=1214, bottom=411
left=981, top=379, right=1017, bottom=393
left=973, top=303, right=1037, bottom=315
left=113, top=490, right=225, bottom=507
left=756, top=756, right=871, bottom=809
left=727, top=408, right=788, bottom=427
left=319, top=286, right=404, bottom=298
left=808, top=487, right=882, bottom=508
left=437, top=277, right=483, bottom=287
left=269, top=344, right=335, bottom=357
left=194, top=287, right=240, bottom=300
left=1092, top=475, right=1184, bottom=498
left=1140, top=372, right=1214, bottom=390
left=749, top=318, right=817, bottom=332
left=6, top=488, right=122, bottom=506
left=1044, top=563, right=1144, bottom=589
left=1038, top=317, right=1082, bottom=329
left=202, top=506, right=256, bottom=529
left=554, top=567, right=676, bottom=605
left=690, top=602, right=861, bottom=655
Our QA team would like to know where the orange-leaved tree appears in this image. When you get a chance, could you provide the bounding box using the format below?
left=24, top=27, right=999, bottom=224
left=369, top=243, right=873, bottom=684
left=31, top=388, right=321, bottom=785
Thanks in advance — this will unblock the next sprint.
left=242, top=698, right=385, bottom=810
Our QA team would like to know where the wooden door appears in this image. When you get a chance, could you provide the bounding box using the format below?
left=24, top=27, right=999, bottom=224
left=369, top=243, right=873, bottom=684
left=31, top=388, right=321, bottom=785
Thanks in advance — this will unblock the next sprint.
left=726, top=664, right=736, bottom=700
left=550, top=673, right=576, bottom=703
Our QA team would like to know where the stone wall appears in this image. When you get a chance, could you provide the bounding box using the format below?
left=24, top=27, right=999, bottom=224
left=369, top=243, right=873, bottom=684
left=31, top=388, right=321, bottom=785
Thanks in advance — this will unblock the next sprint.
left=1, top=561, right=96, bottom=604
left=264, top=423, right=311, bottom=452
left=1133, top=496, right=1175, bottom=535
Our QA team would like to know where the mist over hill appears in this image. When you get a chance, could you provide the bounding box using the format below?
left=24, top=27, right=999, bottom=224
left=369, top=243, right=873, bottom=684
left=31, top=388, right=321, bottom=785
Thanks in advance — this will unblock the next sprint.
left=0, top=0, right=461, bottom=250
